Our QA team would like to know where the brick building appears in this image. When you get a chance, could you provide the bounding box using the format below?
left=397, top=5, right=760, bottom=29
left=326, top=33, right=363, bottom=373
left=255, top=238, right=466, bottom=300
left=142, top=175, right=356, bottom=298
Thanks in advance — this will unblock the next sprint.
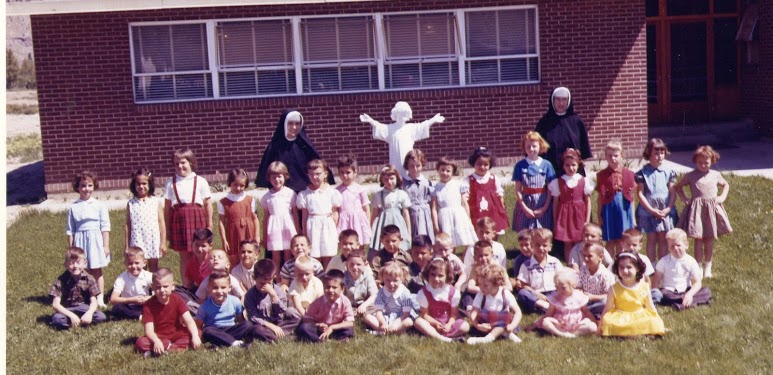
left=7, top=0, right=769, bottom=193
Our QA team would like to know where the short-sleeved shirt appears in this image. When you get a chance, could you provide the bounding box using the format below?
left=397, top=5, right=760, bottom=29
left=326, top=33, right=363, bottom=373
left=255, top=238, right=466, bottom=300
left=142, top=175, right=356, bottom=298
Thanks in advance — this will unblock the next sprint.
left=344, top=271, right=378, bottom=307
left=567, top=242, right=614, bottom=268
left=374, top=284, right=414, bottom=316
left=547, top=174, right=595, bottom=196
left=444, top=253, right=465, bottom=277
left=142, top=293, right=190, bottom=338
left=164, top=173, right=212, bottom=206
left=289, top=276, right=324, bottom=307
left=327, top=255, right=374, bottom=277
left=517, top=255, right=564, bottom=292
left=578, top=264, right=616, bottom=296
left=304, top=294, right=355, bottom=325
left=49, top=271, right=100, bottom=307
left=196, top=294, right=244, bottom=328
left=195, top=274, right=246, bottom=302
left=472, top=286, right=517, bottom=311
left=462, top=241, right=508, bottom=275
left=112, top=270, right=153, bottom=299
left=231, top=263, right=255, bottom=291
left=655, top=254, right=702, bottom=293
left=416, top=284, right=461, bottom=309
left=279, top=258, right=325, bottom=282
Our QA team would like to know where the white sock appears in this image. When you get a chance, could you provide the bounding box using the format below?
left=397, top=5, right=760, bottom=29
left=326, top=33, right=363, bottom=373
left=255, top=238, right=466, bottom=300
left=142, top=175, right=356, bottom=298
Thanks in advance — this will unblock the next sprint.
left=439, top=336, right=454, bottom=343
left=508, top=333, right=522, bottom=343
left=467, top=336, right=495, bottom=345
left=231, top=340, right=245, bottom=347
left=704, top=262, right=713, bottom=277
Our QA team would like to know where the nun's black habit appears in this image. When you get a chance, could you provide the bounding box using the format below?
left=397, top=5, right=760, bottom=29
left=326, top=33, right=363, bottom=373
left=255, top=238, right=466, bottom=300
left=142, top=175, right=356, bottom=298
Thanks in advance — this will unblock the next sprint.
left=534, top=87, right=592, bottom=175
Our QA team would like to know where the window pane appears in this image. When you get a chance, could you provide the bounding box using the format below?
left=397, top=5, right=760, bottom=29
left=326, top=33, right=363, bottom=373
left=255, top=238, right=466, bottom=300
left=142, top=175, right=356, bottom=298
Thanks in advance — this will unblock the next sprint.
left=667, top=0, right=709, bottom=16
left=422, top=61, right=458, bottom=86
left=386, top=64, right=419, bottom=88
left=258, top=70, right=296, bottom=94
left=647, top=25, right=658, bottom=103
left=385, top=15, right=419, bottom=58
left=253, top=20, right=294, bottom=66
left=714, top=18, right=738, bottom=85
left=714, top=0, right=737, bottom=14
left=171, top=24, right=208, bottom=71
left=340, top=66, right=378, bottom=91
left=303, top=18, right=339, bottom=62
left=304, top=67, right=340, bottom=92
left=338, top=17, right=375, bottom=61
left=219, top=71, right=256, bottom=97
left=670, top=22, right=707, bottom=101
left=218, top=21, right=255, bottom=68
left=646, top=0, right=660, bottom=17
left=132, top=25, right=172, bottom=74
left=418, top=13, right=455, bottom=57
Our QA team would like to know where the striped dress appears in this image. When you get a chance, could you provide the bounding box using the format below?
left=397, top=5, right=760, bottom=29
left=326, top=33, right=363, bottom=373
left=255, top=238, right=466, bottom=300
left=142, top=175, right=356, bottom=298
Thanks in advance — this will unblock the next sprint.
left=512, top=157, right=556, bottom=231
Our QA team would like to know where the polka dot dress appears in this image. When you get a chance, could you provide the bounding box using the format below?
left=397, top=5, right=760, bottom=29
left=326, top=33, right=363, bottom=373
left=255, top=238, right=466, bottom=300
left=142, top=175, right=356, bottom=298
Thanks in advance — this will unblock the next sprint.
left=128, top=197, right=162, bottom=259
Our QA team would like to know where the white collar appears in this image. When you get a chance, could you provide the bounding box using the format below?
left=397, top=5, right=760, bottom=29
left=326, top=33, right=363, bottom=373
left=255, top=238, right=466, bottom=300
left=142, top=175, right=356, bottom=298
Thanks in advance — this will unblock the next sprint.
left=225, top=191, right=245, bottom=201
left=176, top=172, right=196, bottom=181
left=561, top=173, right=582, bottom=183
left=526, top=157, right=543, bottom=166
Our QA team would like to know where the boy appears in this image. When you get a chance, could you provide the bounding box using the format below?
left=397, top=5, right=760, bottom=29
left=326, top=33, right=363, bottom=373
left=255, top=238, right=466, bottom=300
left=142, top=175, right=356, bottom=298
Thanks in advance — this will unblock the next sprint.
left=407, top=235, right=433, bottom=294
left=433, top=232, right=467, bottom=291
left=619, top=229, right=655, bottom=283
left=195, top=249, right=247, bottom=303
left=288, top=255, right=324, bottom=319
left=516, top=228, right=564, bottom=313
left=136, top=268, right=201, bottom=356
left=231, top=240, right=259, bottom=291
left=371, top=225, right=413, bottom=281
left=462, top=217, right=507, bottom=275
left=567, top=223, right=613, bottom=270
left=510, top=229, right=533, bottom=289
left=461, top=240, right=513, bottom=313
left=196, top=271, right=253, bottom=348
left=343, top=250, right=378, bottom=316
left=651, top=228, right=712, bottom=311
left=577, top=242, right=616, bottom=318
left=185, top=228, right=214, bottom=290
left=110, top=246, right=153, bottom=320
left=279, top=235, right=324, bottom=292
left=245, top=259, right=300, bottom=343
left=327, top=229, right=373, bottom=277
left=49, top=247, right=107, bottom=329
left=295, top=269, right=355, bottom=342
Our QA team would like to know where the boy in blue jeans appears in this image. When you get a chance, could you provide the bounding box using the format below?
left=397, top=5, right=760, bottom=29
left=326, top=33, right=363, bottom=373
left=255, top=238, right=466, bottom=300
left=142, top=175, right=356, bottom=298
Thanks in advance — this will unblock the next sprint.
left=49, top=247, right=107, bottom=329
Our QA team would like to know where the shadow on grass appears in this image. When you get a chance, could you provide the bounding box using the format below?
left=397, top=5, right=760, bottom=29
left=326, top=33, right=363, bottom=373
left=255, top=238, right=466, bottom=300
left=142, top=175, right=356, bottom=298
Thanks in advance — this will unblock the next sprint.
left=120, top=336, right=139, bottom=347
left=24, top=295, right=51, bottom=306
left=7, top=160, right=46, bottom=205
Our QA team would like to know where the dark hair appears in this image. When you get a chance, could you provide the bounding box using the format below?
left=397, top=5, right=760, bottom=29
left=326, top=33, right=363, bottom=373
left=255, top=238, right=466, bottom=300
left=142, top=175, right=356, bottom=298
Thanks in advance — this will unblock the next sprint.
left=239, top=239, right=259, bottom=251
left=253, top=258, right=276, bottom=279
left=129, top=168, right=155, bottom=197
left=346, top=249, right=366, bottom=262
left=436, top=157, right=459, bottom=175
left=307, top=159, right=329, bottom=173
left=468, top=146, right=495, bottom=167
left=642, top=138, right=671, bottom=159
left=173, top=148, right=197, bottom=171
left=208, top=269, right=231, bottom=284
left=323, top=269, right=346, bottom=287
left=338, top=229, right=359, bottom=242
left=403, top=148, right=426, bottom=169
left=152, top=267, right=174, bottom=284
left=473, top=240, right=493, bottom=254
left=227, top=168, right=249, bottom=186
left=421, top=257, right=454, bottom=283
left=72, top=171, right=99, bottom=192
left=378, top=164, right=403, bottom=188
left=692, top=145, right=720, bottom=165
left=193, top=228, right=214, bottom=244
left=621, top=228, right=643, bottom=243
left=612, top=253, right=646, bottom=282
left=290, top=234, right=309, bottom=247
left=381, top=224, right=402, bottom=238
left=561, top=148, right=583, bottom=167
left=337, top=153, right=358, bottom=172
left=411, top=235, right=433, bottom=249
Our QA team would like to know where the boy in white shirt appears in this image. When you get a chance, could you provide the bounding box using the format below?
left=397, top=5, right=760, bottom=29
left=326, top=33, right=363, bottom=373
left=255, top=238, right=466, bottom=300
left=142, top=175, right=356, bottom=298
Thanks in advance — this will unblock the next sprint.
left=110, top=247, right=153, bottom=320
left=651, top=228, right=711, bottom=310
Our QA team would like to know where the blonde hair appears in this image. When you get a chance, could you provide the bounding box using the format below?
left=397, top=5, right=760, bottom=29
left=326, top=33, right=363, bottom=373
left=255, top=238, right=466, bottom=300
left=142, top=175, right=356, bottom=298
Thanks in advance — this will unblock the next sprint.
left=479, top=264, right=507, bottom=287
left=665, top=228, right=688, bottom=244
left=522, top=131, right=550, bottom=154
left=125, top=246, right=145, bottom=260
left=605, top=140, right=623, bottom=154
left=267, top=161, right=290, bottom=179
left=583, top=241, right=606, bottom=257
left=531, top=228, right=553, bottom=244
left=294, top=255, right=314, bottom=272
left=380, top=261, right=410, bottom=282
left=692, top=145, right=720, bottom=165
left=434, top=232, right=452, bottom=246
left=554, top=268, right=578, bottom=288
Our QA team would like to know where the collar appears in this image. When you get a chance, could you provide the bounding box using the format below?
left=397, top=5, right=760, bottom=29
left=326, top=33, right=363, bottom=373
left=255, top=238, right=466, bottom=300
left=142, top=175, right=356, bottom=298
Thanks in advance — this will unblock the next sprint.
left=471, top=172, right=492, bottom=181
left=526, top=157, right=543, bottom=166
left=176, top=172, right=197, bottom=181
left=561, top=174, right=582, bottom=183
left=75, top=197, right=96, bottom=204
left=225, top=191, right=245, bottom=201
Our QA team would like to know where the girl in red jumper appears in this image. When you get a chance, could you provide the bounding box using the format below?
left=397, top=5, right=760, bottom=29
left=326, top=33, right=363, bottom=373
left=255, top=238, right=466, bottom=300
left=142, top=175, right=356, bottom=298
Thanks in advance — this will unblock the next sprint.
left=465, top=147, right=509, bottom=235
left=549, top=149, right=593, bottom=262
left=217, top=168, right=260, bottom=269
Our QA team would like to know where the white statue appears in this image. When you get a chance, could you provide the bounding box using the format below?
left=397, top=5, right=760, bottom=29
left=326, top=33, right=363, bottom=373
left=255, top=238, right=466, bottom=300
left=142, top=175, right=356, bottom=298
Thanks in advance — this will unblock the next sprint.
left=360, top=101, right=445, bottom=177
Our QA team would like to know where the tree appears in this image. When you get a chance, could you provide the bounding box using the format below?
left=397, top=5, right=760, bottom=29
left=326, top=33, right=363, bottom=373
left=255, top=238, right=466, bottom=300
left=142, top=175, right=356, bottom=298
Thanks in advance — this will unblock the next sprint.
left=7, top=49, right=20, bottom=89
left=20, top=54, right=36, bottom=89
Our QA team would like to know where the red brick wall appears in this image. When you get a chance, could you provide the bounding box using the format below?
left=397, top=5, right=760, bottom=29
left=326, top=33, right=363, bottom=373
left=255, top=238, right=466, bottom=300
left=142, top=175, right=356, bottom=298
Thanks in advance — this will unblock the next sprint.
left=740, top=1, right=773, bottom=136
left=32, top=0, right=647, bottom=193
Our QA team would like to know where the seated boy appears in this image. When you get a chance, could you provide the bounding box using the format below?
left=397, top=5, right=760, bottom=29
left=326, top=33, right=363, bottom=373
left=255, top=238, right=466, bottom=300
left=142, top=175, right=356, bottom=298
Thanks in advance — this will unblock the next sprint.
left=327, top=229, right=373, bottom=277
left=461, top=240, right=513, bottom=314
left=577, top=241, right=616, bottom=318
left=196, top=270, right=253, bottom=348
left=371, top=225, right=413, bottom=282
left=49, top=247, right=107, bottom=329
left=110, top=246, right=153, bottom=320
left=407, top=235, right=432, bottom=294
left=651, top=228, right=712, bottom=311
left=295, top=269, right=355, bottom=342
left=343, top=250, right=378, bottom=316
left=245, top=259, right=300, bottom=343
left=567, top=223, right=613, bottom=270
left=516, top=228, right=564, bottom=314
left=136, top=268, right=201, bottom=356
left=288, top=255, right=324, bottom=319
left=195, top=249, right=246, bottom=304
left=231, top=240, right=259, bottom=291
left=185, top=228, right=214, bottom=291
left=463, top=217, right=508, bottom=275
left=279, top=234, right=325, bottom=292
left=510, top=229, right=533, bottom=289
left=433, top=233, right=467, bottom=291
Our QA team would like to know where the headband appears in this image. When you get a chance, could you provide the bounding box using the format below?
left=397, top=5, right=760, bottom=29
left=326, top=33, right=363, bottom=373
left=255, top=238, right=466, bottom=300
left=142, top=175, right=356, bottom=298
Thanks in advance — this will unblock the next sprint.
left=617, top=252, right=639, bottom=261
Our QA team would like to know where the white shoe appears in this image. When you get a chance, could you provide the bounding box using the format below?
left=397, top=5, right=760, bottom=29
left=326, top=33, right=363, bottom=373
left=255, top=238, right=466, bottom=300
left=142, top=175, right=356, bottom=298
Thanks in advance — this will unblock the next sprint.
left=508, top=333, right=522, bottom=343
left=704, top=263, right=713, bottom=278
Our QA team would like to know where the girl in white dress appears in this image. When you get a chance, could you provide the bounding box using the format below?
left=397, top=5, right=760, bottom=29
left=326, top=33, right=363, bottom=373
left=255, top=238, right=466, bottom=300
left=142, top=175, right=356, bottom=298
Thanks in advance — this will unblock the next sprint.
left=431, top=157, right=478, bottom=247
left=260, top=161, right=299, bottom=270
left=296, top=159, right=342, bottom=268
left=125, top=168, right=165, bottom=272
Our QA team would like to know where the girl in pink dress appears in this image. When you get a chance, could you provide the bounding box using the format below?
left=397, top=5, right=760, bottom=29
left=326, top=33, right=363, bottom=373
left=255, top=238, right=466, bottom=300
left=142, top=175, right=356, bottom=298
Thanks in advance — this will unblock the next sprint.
left=536, top=268, right=597, bottom=338
left=335, top=154, right=372, bottom=246
left=549, top=149, right=593, bottom=262
left=260, top=161, right=299, bottom=271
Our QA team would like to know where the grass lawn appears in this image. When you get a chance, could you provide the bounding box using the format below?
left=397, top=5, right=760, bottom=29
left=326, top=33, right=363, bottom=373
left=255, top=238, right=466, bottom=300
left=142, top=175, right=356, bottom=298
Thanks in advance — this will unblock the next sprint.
left=6, top=175, right=773, bottom=374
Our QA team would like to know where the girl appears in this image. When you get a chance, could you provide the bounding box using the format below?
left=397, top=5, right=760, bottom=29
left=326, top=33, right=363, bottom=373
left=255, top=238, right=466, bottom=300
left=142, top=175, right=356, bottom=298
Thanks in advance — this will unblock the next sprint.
left=465, top=147, right=509, bottom=234
left=636, top=139, right=678, bottom=263
left=595, top=140, right=636, bottom=255
left=431, top=157, right=478, bottom=247
left=403, top=149, right=435, bottom=244
left=534, top=268, right=597, bottom=338
left=600, top=253, right=665, bottom=337
left=534, top=86, right=592, bottom=176
left=260, top=161, right=298, bottom=270
left=336, top=154, right=372, bottom=246
left=674, top=145, right=732, bottom=278
left=512, top=131, right=556, bottom=232
left=414, top=258, right=470, bottom=343
left=296, top=159, right=342, bottom=269
left=364, top=262, right=416, bottom=335
left=369, top=164, right=412, bottom=253
left=67, top=171, right=111, bottom=307
left=125, top=168, right=165, bottom=273
left=467, top=264, right=522, bottom=344
left=549, top=149, right=593, bottom=262
left=217, top=168, right=260, bottom=268
left=164, top=148, right=213, bottom=288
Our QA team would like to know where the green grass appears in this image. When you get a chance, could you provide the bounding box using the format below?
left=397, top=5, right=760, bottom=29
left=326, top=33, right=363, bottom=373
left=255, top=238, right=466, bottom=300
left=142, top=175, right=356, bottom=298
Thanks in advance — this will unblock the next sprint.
left=6, top=175, right=773, bottom=374
left=6, top=103, right=39, bottom=115
left=7, top=133, right=42, bottom=163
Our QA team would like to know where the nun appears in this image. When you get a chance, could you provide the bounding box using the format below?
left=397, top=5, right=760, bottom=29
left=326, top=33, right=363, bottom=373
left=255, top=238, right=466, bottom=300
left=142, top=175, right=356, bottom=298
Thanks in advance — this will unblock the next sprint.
left=534, top=87, right=592, bottom=176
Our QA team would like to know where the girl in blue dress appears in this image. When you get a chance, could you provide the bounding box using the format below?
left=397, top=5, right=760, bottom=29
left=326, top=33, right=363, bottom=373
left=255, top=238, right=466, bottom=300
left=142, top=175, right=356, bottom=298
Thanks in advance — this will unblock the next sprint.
left=636, top=139, right=678, bottom=263
left=512, top=131, right=556, bottom=231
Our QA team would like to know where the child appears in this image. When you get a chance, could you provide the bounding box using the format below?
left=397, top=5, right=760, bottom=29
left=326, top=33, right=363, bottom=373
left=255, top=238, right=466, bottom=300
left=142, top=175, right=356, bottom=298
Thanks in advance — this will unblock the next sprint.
left=512, top=131, right=556, bottom=231
left=535, top=269, right=597, bottom=338
left=431, top=157, right=478, bottom=247
left=297, top=159, right=342, bottom=269
left=461, top=241, right=513, bottom=314
left=433, top=233, right=467, bottom=291
left=464, top=147, right=509, bottom=234
left=407, top=235, right=433, bottom=294
left=467, top=264, right=523, bottom=344
left=595, top=140, right=636, bottom=255
left=566, top=223, right=614, bottom=271
left=343, top=250, right=378, bottom=316
left=371, top=225, right=413, bottom=282
left=635, top=138, right=679, bottom=263
left=186, top=228, right=214, bottom=290
left=136, top=268, right=201, bottom=356
left=577, top=242, right=616, bottom=319
left=195, top=249, right=246, bottom=303
left=125, top=167, right=165, bottom=272
left=231, top=240, right=259, bottom=291
left=674, top=145, right=732, bottom=277
left=360, top=101, right=445, bottom=178
left=295, top=269, right=356, bottom=342
left=370, top=164, right=412, bottom=254
left=218, top=168, right=260, bottom=268
left=288, top=255, right=324, bottom=319
left=110, top=247, right=153, bottom=320
left=164, top=148, right=213, bottom=288
left=245, top=259, right=299, bottom=343
left=326, top=229, right=372, bottom=277
left=196, top=271, right=253, bottom=348
left=414, top=258, right=470, bottom=342
left=279, top=234, right=325, bottom=290
left=49, top=247, right=107, bottom=329
left=651, top=228, right=712, bottom=310
left=336, top=154, right=372, bottom=246
left=549, top=148, right=593, bottom=262
left=462, top=217, right=507, bottom=276
left=511, top=229, right=533, bottom=289
left=619, top=229, right=655, bottom=284
left=66, top=171, right=111, bottom=307
left=403, top=149, right=435, bottom=243
left=261, top=161, right=299, bottom=270
left=600, top=253, right=665, bottom=337
left=364, top=261, right=416, bottom=335
left=516, top=228, right=564, bottom=314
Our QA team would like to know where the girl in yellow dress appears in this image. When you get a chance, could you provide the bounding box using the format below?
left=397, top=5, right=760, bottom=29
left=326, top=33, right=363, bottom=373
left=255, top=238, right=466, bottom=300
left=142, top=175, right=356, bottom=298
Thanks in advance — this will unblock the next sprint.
left=600, top=252, right=665, bottom=337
